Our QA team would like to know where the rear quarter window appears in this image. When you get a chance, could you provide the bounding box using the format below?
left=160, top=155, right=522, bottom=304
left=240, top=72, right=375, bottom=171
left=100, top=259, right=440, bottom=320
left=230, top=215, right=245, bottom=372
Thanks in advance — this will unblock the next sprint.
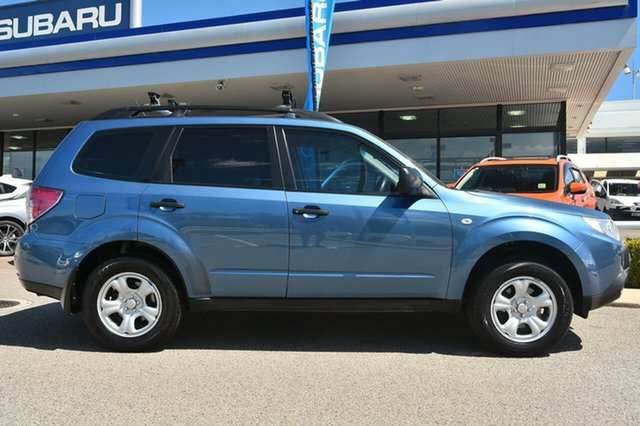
left=73, top=127, right=172, bottom=182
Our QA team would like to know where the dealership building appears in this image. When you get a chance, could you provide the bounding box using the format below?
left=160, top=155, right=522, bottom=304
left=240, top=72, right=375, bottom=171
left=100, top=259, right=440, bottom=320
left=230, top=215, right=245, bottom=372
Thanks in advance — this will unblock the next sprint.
left=0, top=0, right=637, bottom=181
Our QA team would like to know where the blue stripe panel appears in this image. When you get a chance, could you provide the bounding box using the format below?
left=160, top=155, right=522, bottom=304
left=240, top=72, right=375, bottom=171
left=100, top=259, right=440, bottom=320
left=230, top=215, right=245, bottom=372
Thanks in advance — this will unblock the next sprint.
left=0, top=2, right=635, bottom=79
left=0, top=0, right=441, bottom=52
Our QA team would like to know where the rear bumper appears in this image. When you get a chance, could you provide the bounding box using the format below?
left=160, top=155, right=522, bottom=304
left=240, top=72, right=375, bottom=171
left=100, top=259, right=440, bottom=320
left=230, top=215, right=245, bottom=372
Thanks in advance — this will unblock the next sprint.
left=15, top=232, right=83, bottom=313
left=19, top=279, right=62, bottom=301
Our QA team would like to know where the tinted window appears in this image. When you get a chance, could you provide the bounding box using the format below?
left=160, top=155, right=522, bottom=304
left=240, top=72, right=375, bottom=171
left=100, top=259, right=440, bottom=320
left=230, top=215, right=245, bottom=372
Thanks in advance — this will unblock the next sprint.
left=285, top=129, right=399, bottom=194
left=0, top=183, right=16, bottom=194
left=74, top=127, right=171, bottom=182
left=457, top=165, right=558, bottom=193
left=171, top=127, right=273, bottom=188
left=608, top=183, right=639, bottom=196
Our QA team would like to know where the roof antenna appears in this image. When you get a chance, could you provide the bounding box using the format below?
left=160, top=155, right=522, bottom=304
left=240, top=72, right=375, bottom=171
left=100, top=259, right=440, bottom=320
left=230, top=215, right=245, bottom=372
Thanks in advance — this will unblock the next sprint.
left=282, top=90, right=296, bottom=108
left=147, top=92, right=161, bottom=106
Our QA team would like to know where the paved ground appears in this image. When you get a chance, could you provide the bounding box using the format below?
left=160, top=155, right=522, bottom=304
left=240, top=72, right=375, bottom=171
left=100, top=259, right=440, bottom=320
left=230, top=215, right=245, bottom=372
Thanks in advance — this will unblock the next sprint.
left=1, top=257, right=640, bottom=425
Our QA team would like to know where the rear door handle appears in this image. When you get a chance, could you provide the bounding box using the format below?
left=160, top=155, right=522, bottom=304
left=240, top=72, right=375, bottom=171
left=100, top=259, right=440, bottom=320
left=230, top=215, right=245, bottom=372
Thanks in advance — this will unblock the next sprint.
left=292, top=206, right=329, bottom=218
left=150, top=199, right=186, bottom=210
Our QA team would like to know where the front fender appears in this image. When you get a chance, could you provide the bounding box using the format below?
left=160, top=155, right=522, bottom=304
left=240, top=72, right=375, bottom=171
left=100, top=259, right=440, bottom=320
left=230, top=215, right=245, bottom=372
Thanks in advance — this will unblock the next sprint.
left=446, top=216, right=591, bottom=300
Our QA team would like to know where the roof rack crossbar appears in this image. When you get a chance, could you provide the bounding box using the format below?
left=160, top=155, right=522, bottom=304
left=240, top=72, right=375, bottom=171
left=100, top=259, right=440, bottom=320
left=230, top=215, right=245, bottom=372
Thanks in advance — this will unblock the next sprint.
left=92, top=105, right=341, bottom=123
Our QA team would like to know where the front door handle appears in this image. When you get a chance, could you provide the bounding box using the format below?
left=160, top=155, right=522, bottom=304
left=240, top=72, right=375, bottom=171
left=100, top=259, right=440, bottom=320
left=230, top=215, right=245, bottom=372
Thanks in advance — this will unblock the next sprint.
left=292, top=205, right=329, bottom=218
left=150, top=199, right=186, bottom=210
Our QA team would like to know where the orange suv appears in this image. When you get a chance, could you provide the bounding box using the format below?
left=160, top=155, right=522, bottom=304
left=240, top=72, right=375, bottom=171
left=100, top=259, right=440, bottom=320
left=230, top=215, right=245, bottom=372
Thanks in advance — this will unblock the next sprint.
left=451, top=156, right=596, bottom=209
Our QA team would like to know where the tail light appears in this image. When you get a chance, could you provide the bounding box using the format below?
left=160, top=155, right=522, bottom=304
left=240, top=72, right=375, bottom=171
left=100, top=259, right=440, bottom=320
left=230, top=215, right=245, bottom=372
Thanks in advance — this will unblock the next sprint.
left=28, top=186, right=64, bottom=223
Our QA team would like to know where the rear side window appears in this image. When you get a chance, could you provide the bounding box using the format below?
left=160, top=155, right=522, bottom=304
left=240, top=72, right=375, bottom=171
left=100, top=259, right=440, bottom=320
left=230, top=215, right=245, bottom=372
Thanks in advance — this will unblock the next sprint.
left=74, top=127, right=172, bottom=182
left=170, top=127, right=275, bottom=189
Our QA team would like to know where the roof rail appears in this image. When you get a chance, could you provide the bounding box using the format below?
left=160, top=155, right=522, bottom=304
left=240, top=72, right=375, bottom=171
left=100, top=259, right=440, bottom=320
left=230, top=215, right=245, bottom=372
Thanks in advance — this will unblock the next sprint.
left=92, top=105, right=342, bottom=123
left=479, top=157, right=507, bottom=163
left=556, top=155, right=572, bottom=162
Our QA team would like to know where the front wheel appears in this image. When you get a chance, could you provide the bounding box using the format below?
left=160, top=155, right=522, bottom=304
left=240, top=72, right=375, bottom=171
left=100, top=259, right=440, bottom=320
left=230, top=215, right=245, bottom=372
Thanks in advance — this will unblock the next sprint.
left=82, top=257, right=182, bottom=352
left=466, top=262, right=573, bottom=357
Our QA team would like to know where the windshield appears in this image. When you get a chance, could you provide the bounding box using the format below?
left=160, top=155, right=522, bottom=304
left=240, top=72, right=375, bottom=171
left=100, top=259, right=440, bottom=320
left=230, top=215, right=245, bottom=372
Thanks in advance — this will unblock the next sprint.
left=608, top=183, right=639, bottom=197
left=456, top=165, right=558, bottom=193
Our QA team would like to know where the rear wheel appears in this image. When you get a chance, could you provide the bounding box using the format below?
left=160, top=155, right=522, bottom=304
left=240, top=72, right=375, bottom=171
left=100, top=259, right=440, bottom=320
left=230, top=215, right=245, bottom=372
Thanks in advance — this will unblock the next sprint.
left=0, top=220, right=24, bottom=256
left=467, top=262, right=573, bottom=357
left=82, top=257, right=182, bottom=352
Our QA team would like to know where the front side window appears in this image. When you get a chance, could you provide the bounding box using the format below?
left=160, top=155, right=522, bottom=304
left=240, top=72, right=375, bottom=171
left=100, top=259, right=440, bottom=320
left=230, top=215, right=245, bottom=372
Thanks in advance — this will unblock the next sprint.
left=171, top=127, right=274, bottom=188
left=456, top=165, right=558, bottom=193
left=284, top=129, right=399, bottom=194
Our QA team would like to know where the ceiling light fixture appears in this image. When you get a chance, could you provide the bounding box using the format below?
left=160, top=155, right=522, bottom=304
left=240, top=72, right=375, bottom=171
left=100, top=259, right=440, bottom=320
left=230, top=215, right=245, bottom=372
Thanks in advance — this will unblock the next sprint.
left=11, top=113, right=19, bottom=117
left=510, top=124, right=526, bottom=129
left=411, top=85, right=425, bottom=91
left=550, top=62, right=575, bottom=72
left=10, top=135, right=28, bottom=140
left=548, top=86, right=568, bottom=94
left=399, top=75, right=423, bottom=83
left=507, top=110, right=526, bottom=117
left=399, top=115, right=417, bottom=121
left=270, top=83, right=294, bottom=91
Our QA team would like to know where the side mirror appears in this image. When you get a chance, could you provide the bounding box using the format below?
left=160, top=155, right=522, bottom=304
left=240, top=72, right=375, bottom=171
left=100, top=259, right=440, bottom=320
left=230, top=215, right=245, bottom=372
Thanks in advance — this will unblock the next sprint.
left=398, top=167, right=427, bottom=196
left=446, top=182, right=456, bottom=189
left=595, top=189, right=605, bottom=198
left=569, top=182, right=588, bottom=195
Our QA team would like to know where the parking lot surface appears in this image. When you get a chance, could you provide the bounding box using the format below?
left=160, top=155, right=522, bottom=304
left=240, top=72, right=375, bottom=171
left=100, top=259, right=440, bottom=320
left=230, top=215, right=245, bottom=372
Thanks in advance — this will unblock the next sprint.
left=1, top=257, right=639, bottom=425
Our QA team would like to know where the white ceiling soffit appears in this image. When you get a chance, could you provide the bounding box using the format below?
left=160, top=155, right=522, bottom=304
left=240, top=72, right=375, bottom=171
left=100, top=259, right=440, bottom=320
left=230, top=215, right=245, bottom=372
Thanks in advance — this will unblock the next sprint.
left=0, top=51, right=622, bottom=136
left=0, top=0, right=629, bottom=69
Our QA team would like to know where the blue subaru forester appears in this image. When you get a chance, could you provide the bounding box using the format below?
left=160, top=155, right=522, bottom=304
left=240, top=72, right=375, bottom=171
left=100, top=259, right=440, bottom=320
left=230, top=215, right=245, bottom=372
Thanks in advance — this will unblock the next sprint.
left=15, top=105, right=629, bottom=356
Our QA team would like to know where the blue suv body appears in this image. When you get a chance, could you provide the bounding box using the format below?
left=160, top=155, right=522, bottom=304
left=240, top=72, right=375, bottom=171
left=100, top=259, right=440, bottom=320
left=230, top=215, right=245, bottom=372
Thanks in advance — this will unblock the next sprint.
left=15, top=106, right=629, bottom=356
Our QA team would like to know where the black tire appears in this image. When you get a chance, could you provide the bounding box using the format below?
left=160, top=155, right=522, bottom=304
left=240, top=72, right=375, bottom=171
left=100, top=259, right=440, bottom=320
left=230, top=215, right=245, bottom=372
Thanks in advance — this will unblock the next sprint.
left=82, top=256, right=182, bottom=352
left=466, top=262, right=573, bottom=357
left=0, top=220, right=24, bottom=256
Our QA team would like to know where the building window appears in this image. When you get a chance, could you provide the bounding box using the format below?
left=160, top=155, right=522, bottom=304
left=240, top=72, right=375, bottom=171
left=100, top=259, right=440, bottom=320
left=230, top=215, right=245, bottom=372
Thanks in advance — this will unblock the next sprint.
left=36, top=129, right=68, bottom=176
left=440, top=106, right=497, bottom=135
left=3, top=131, right=34, bottom=179
left=502, top=132, right=559, bottom=157
left=384, top=109, right=438, bottom=137
left=440, top=136, right=496, bottom=183
left=586, top=138, right=606, bottom=153
left=314, top=102, right=563, bottom=180
left=387, top=138, right=437, bottom=176
left=332, top=111, right=380, bottom=134
left=604, top=137, right=640, bottom=153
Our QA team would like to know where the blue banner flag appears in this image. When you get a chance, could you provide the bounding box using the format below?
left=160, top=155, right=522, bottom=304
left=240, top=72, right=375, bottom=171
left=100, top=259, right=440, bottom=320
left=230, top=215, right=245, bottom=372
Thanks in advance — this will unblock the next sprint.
left=304, top=0, right=336, bottom=112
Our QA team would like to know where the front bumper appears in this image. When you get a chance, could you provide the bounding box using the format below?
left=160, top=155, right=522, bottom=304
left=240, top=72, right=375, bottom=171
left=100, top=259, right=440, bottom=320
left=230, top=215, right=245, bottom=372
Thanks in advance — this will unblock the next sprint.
left=574, top=235, right=629, bottom=317
left=610, top=206, right=640, bottom=219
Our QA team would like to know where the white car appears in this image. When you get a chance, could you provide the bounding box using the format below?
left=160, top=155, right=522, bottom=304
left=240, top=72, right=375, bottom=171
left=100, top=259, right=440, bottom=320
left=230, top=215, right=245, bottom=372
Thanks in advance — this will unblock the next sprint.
left=591, top=178, right=640, bottom=220
left=0, top=175, right=32, bottom=201
left=0, top=176, right=30, bottom=256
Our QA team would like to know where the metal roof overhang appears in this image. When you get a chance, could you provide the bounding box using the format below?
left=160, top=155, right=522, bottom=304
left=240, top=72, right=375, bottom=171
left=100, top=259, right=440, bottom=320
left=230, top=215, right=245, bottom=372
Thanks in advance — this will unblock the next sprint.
left=0, top=0, right=636, bottom=138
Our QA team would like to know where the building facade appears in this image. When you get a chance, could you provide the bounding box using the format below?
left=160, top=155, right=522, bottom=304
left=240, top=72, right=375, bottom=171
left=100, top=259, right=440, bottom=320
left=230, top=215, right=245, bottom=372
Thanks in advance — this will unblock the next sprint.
left=0, top=0, right=637, bottom=181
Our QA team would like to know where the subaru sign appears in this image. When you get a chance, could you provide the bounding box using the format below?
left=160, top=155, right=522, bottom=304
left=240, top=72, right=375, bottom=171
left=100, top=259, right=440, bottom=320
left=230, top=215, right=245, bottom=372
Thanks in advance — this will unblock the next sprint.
left=0, top=0, right=137, bottom=45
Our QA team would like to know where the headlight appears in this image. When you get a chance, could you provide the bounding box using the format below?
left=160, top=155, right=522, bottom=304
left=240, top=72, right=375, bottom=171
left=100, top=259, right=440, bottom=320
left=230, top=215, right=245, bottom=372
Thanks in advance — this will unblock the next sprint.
left=583, top=217, right=620, bottom=240
left=609, top=197, right=624, bottom=207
